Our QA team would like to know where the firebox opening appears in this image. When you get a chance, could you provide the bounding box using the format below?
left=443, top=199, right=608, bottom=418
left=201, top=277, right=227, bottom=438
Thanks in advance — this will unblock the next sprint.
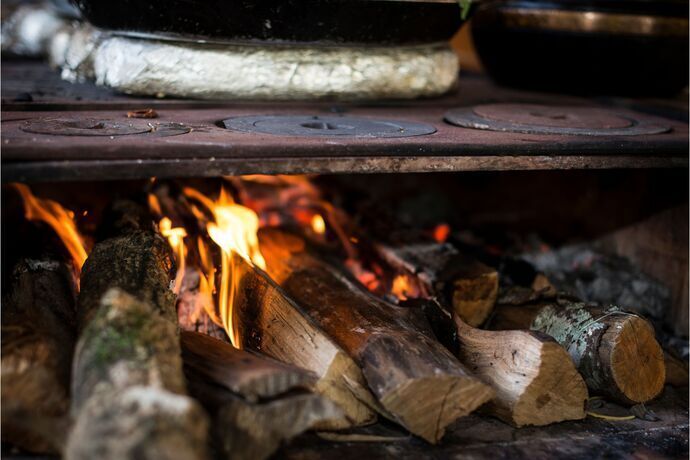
left=2, top=169, right=687, bottom=459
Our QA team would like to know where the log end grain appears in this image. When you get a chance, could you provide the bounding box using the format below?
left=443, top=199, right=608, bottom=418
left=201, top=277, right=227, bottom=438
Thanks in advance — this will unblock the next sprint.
left=600, top=315, right=666, bottom=404
left=456, top=318, right=587, bottom=427
left=379, top=374, right=493, bottom=444
left=362, top=334, right=494, bottom=444
left=511, top=340, right=588, bottom=426
left=317, top=350, right=381, bottom=429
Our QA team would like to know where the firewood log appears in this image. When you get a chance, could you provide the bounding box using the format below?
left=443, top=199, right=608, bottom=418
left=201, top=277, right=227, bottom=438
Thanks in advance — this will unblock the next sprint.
left=454, top=317, right=588, bottom=426
left=489, top=299, right=666, bottom=405
left=182, top=331, right=343, bottom=460
left=257, top=228, right=494, bottom=443
left=375, top=240, right=498, bottom=327
left=68, top=201, right=209, bottom=460
left=230, top=252, right=378, bottom=429
left=77, top=229, right=177, bottom=328
left=67, top=289, right=209, bottom=460
left=1, top=258, right=76, bottom=454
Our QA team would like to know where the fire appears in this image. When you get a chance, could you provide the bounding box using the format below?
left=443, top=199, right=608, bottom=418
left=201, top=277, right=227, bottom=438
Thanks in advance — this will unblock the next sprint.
left=11, top=183, right=88, bottom=272
left=158, top=217, right=187, bottom=294
left=184, top=186, right=265, bottom=348
left=311, top=214, right=326, bottom=235
left=391, top=273, right=422, bottom=301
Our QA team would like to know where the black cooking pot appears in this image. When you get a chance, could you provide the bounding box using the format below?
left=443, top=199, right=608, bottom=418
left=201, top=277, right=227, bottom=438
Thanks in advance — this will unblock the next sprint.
left=70, top=0, right=469, bottom=44
left=472, top=0, right=689, bottom=96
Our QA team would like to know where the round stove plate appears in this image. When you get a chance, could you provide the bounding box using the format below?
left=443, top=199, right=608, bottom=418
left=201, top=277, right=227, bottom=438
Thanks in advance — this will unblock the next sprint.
left=223, top=115, right=437, bottom=138
left=444, top=104, right=670, bottom=136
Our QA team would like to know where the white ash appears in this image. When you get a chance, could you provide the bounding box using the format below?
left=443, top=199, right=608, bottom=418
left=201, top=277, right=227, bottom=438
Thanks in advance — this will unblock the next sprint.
left=522, top=244, right=671, bottom=320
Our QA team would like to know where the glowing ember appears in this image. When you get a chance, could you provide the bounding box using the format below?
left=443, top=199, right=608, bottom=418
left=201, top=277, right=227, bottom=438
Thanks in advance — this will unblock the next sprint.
left=11, top=183, right=88, bottom=272
left=311, top=214, right=326, bottom=235
left=433, top=223, right=451, bottom=243
left=184, top=186, right=265, bottom=348
left=158, top=217, right=187, bottom=295
left=390, top=273, right=423, bottom=301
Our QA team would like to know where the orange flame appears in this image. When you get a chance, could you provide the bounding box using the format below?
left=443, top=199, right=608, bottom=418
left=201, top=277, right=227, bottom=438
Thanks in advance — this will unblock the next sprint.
left=391, top=274, right=419, bottom=301
left=11, top=183, right=88, bottom=272
left=311, top=214, right=326, bottom=235
left=184, top=186, right=265, bottom=348
left=158, top=217, right=187, bottom=295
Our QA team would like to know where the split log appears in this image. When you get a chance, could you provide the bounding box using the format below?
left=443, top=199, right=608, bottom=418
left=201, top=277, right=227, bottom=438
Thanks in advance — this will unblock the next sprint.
left=1, top=258, right=77, bottom=454
left=231, top=252, right=378, bottom=429
left=67, top=289, right=209, bottom=460
left=68, top=200, right=209, bottom=460
left=375, top=240, right=498, bottom=327
left=489, top=299, right=666, bottom=405
left=454, top=317, right=588, bottom=426
left=182, top=331, right=343, bottom=460
left=258, top=228, right=494, bottom=443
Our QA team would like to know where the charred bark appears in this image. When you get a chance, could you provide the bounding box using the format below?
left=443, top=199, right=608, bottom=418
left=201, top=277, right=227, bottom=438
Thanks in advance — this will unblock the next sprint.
left=375, top=240, right=498, bottom=327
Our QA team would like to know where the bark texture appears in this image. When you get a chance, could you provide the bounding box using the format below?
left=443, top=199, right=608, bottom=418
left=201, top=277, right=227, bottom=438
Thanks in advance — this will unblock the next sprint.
left=259, top=228, right=493, bottom=443
left=490, top=298, right=665, bottom=404
left=455, top=317, right=588, bottom=426
left=66, top=289, right=209, bottom=460
left=1, top=258, right=76, bottom=454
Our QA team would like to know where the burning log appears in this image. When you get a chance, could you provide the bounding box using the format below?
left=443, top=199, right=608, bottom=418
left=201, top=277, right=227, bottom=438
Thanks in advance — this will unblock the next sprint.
left=177, top=268, right=229, bottom=342
left=1, top=258, right=77, bottom=454
left=489, top=299, right=666, bottom=405
left=375, top=240, right=498, bottom=327
left=454, top=317, right=588, bottom=426
left=258, top=228, right=494, bottom=443
left=182, top=331, right=343, bottom=460
left=68, top=201, right=209, bottom=459
left=230, top=252, right=379, bottom=429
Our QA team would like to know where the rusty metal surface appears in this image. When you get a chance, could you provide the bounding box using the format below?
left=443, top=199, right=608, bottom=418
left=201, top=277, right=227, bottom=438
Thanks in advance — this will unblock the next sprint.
left=222, top=115, right=437, bottom=138
left=2, top=61, right=688, bottom=183
left=444, top=104, right=672, bottom=136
